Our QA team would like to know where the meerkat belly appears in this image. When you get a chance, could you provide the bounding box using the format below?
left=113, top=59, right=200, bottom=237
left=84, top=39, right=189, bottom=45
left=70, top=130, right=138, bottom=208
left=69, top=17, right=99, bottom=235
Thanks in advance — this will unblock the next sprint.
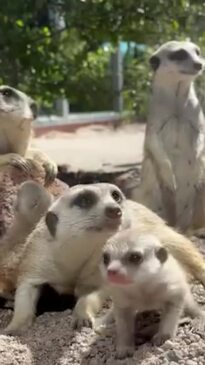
left=161, top=116, right=200, bottom=211
left=0, top=133, right=10, bottom=153
left=113, top=284, right=170, bottom=312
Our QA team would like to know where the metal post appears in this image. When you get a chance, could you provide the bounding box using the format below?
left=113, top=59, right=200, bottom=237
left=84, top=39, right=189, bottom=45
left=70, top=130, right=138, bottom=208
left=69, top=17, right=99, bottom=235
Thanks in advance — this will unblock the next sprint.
left=111, top=43, right=123, bottom=113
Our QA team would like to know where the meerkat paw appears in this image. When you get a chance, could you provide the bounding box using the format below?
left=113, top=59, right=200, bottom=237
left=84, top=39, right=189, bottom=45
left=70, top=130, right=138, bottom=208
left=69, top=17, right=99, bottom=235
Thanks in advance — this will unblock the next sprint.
left=115, top=345, right=134, bottom=359
left=191, top=316, right=205, bottom=335
left=152, top=331, right=172, bottom=346
left=71, top=311, right=94, bottom=330
left=8, top=154, right=34, bottom=173
left=3, top=319, right=32, bottom=336
left=42, top=160, right=58, bottom=185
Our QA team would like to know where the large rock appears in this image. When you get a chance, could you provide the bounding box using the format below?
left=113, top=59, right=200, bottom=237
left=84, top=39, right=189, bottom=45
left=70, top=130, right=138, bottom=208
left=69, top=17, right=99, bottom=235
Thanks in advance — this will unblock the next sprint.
left=0, top=164, right=68, bottom=237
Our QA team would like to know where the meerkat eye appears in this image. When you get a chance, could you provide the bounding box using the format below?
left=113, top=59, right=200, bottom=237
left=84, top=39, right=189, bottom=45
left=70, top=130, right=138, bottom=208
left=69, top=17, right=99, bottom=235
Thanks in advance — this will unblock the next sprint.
left=111, top=190, right=122, bottom=203
left=71, top=190, right=98, bottom=209
left=1, top=88, right=14, bottom=98
left=102, top=252, right=110, bottom=266
left=168, top=49, right=189, bottom=61
left=127, top=252, right=143, bottom=265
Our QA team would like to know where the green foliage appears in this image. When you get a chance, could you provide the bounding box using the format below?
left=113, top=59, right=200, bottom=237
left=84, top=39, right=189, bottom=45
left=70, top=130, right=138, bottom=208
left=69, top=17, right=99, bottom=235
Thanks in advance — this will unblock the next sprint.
left=1, top=1, right=205, bottom=115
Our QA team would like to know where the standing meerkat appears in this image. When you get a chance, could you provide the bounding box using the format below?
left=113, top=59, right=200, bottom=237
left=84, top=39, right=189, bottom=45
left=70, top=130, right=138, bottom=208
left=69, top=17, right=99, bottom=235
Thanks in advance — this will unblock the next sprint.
left=132, top=41, right=205, bottom=232
left=0, top=85, right=57, bottom=184
left=99, top=231, right=205, bottom=359
left=2, top=183, right=205, bottom=335
left=0, top=181, right=53, bottom=298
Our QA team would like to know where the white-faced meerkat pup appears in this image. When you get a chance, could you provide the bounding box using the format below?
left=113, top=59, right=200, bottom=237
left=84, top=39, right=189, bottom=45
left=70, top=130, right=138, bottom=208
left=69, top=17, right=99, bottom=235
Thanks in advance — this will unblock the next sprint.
left=132, top=41, right=205, bottom=232
left=0, top=85, right=57, bottom=184
left=0, top=181, right=53, bottom=298
left=100, top=230, right=205, bottom=359
left=2, top=184, right=205, bottom=335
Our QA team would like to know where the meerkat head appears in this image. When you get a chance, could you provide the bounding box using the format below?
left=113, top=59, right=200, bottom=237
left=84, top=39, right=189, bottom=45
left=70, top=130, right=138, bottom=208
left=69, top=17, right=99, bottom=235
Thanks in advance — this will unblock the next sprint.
left=15, top=181, right=52, bottom=225
left=0, top=85, right=38, bottom=123
left=149, top=40, right=204, bottom=81
left=100, top=230, right=168, bottom=287
left=45, top=183, right=130, bottom=243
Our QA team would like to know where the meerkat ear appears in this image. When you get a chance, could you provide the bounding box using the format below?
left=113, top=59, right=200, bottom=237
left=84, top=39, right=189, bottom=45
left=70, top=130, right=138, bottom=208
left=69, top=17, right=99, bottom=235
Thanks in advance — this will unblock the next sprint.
left=45, top=211, right=58, bottom=237
left=155, top=247, right=168, bottom=263
left=149, top=55, right=160, bottom=71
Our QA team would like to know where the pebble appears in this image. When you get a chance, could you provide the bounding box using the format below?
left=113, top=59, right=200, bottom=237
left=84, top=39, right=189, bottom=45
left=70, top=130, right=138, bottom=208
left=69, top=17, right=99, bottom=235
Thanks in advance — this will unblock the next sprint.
left=186, top=360, right=197, bottom=365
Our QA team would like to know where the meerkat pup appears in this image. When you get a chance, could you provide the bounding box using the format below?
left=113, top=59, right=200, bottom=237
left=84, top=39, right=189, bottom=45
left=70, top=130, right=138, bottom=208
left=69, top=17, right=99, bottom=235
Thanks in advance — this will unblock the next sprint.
left=100, top=230, right=205, bottom=359
left=0, top=181, right=53, bottom=297
left=132, top=41, right=205, bottom=232
left=0, top=85, right=57, bottom=184
left=2, top=184, right=205, bottom=334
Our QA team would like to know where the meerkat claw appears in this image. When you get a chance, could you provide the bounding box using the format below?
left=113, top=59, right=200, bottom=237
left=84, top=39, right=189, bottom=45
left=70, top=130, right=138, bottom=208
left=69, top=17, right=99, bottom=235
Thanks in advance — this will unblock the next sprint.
left=71, top=315, right=94, bottom=330
left=9, top=155, right=33, bottom=174
left=43, top=161, right=58, bottom=185
left=115, top=346, right=134, bottom=359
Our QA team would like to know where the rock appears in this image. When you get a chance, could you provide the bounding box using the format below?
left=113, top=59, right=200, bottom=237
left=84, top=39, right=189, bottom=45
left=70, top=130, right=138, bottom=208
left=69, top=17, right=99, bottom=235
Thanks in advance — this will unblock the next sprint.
left=0, top=164, right=68, bottom=237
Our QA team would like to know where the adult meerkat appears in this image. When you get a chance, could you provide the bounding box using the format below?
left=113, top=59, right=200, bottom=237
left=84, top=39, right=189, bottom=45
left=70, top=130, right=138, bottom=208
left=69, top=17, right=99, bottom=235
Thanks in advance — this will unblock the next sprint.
left=99, top=231, right=205, bottom=359
left=0, top=181, right=52, bottom=298
left=0, top=85, right=57, bottom=184
left=132, top=41, right=205, bottom=232
left=2, top=183, right=205, bottom=335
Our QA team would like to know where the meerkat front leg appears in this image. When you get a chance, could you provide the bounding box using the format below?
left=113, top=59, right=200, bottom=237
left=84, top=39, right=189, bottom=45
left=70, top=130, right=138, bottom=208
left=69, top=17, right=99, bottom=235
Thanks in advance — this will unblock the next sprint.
left=152, top=298, right=184, bottom=346
left=114, top=306, right=135, bottom=359
left=3, top=281, right=41, bottom=335
left=147, top=134, right=177, bottom=225
left=27, top=148, right=58, bottom=184
left=71, top=288, right=108, bottom=329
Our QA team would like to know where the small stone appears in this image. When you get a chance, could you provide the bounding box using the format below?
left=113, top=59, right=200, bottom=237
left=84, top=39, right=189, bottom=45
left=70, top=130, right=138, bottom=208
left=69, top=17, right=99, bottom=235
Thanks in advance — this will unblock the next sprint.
left=161, top=340, right=174, bottom=350
left=186, top=360, right=197, bottom=365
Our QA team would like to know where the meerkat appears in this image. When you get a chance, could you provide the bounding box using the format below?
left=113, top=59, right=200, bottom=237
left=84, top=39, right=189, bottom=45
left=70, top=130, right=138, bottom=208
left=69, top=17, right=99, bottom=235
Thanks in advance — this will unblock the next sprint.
left=2, top=183, right=205, bottom=335
left=2, top=183, right=130, bottom=334
left=0, top=181, right=53, bottom=297
left=0, top=85, right=57, bottom=184
left=99, top=231, right=205, bottom=359
left=132, top=41, right=205, bottom=232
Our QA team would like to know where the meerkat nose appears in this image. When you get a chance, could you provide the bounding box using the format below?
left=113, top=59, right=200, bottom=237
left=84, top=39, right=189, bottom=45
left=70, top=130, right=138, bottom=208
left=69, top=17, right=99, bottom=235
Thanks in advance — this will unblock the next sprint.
left=107, top=268, right=119, bottom=275
left=105, top=206, right=122, bottom=219
left=193, top=61, right=203, bottom=70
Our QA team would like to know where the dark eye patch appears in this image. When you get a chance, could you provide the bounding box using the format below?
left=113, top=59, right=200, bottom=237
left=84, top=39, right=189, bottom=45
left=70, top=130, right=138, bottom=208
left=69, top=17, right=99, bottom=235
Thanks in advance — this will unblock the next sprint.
left=168, top=49, right=189, bottom=61
left=111, top=189, right=123, bottom=204
left=0, top=87, right=18, bottom=99
left=71, top=190, right=98, bottom=209
left=102, top=252, right=110, bottom=266
left=126, top=251, right=143, bottom=265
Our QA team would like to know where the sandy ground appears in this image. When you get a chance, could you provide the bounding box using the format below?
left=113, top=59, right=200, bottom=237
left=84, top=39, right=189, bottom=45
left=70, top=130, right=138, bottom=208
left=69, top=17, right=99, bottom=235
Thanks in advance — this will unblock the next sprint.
left=34, top=123, right=145, bottom=171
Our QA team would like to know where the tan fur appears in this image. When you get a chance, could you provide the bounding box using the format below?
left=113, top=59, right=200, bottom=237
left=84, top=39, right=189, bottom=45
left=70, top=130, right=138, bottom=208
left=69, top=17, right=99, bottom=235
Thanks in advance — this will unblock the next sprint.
left=132, top=41, right=205, bottom=233
left=99, top=231, right=205, bottom=358
left=0, top=85, right=57, bottom=184
left=0, top=181, right=52, bottom=297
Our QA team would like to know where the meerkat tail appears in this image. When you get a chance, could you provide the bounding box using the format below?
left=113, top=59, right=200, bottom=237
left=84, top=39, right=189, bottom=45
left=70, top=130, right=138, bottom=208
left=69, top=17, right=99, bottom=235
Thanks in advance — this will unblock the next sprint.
left=164, top=227, right=205, bottom=285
